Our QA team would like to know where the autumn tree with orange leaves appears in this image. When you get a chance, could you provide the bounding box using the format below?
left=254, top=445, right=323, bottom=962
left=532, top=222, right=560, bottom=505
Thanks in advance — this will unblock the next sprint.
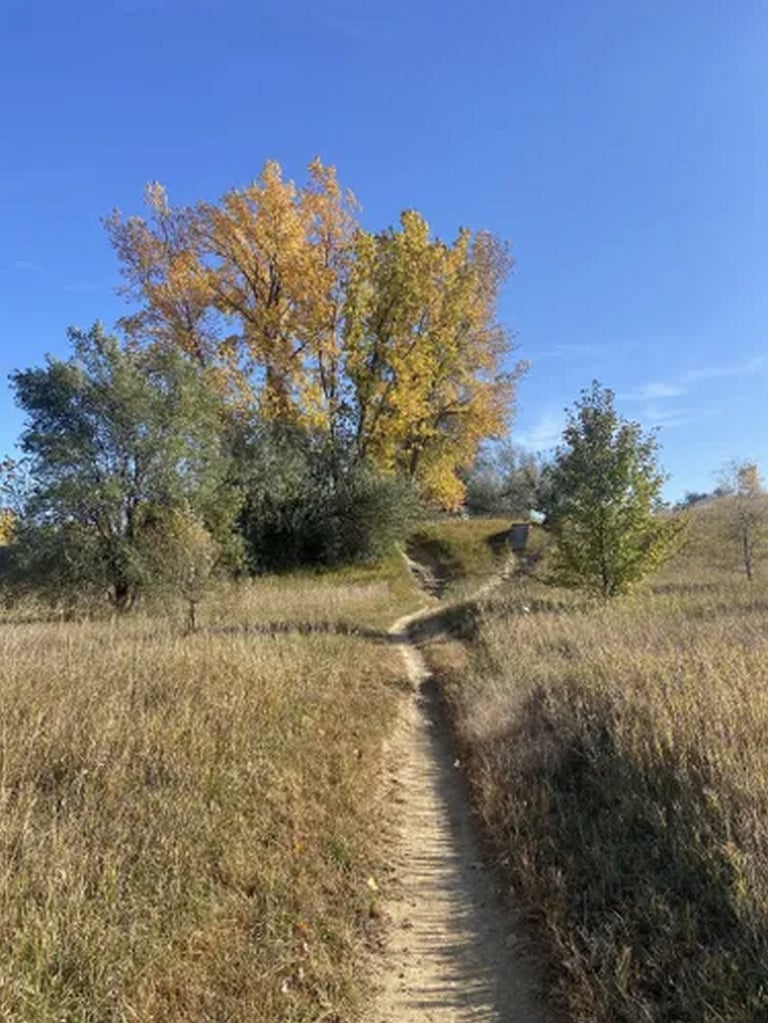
left=106, top=160, right=523, bottom=508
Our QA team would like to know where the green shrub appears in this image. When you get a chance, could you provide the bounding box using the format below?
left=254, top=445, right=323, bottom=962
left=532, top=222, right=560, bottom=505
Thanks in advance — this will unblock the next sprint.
left=238, top=425, right=422, bottom=572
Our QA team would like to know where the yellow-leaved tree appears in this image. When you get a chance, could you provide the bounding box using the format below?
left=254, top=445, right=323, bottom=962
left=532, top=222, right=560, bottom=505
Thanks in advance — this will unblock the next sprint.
left=106, top=159, right=357, bottom=426
left=105, top=183, right=217, bottom=366
left=107, top=162, right=523, bottom=508
left=345, top=211, right=525, bottom=506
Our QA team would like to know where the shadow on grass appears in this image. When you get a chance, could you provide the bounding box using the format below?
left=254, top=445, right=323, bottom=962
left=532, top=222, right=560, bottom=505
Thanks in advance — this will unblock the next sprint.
left=670, top=599, right=768, bottom=621
left=651, top=579, right=731, bottom=597
left=206, top=619, right=391, bottom=642
left=485, top=529, right=513, bottom=558
left=407, top=600, right=483, bottom=645
left=484, top=686, right=768, bottom=1021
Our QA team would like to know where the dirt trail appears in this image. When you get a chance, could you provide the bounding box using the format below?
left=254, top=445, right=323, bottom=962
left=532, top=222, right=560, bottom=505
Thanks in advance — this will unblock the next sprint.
left=372, top=595, right=550, bottom=1023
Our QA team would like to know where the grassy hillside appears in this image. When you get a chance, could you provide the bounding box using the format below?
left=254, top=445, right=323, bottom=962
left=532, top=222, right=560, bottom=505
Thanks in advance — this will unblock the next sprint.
left=426, top=551, right=768, bottom=1021
left=0, top=572, right=415, bottom=1023
left=677, top=492, right=768, bottom=583
left=407, top=517, right=514, bottom=595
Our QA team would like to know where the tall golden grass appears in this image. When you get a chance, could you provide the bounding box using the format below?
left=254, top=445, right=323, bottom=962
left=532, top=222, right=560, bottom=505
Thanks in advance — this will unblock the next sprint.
left=0, top=575, right=408, bottom=1022
left=428, top=552, right=768, bottom=1021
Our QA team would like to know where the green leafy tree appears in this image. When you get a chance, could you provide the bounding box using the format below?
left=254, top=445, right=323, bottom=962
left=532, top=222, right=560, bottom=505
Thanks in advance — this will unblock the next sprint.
left=546, top=382, right=682, bottom=597
left=139, top=508, right=222, bottom=630
left=9, top=324, right=242, bottom=611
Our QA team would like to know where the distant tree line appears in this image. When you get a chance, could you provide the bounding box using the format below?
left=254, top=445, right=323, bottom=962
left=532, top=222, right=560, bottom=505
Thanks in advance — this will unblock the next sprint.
left=461, top=444, right=552, bottom=519
left=1, top=344, right=703, bottom=609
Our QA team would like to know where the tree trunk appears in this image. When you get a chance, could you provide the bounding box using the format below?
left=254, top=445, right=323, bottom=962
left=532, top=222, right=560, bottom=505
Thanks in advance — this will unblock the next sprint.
left=742, top=526, right=753, bottom=581
left=111, top=576, right=135, bottom=613
left=185, top=597, right=198, bottom=635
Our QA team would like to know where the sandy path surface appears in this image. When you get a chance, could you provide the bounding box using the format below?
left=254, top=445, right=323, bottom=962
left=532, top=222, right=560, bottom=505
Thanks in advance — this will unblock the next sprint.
left=371, top=607, right=550, bottom=1022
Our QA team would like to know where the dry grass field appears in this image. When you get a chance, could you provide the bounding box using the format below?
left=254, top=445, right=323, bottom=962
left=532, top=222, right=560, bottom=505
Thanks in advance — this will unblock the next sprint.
left=0, top=571, right=414, bottom=1022
left=427, top=543, right=768, bottom=1021
left=6, top=504, right=768, bottom=1022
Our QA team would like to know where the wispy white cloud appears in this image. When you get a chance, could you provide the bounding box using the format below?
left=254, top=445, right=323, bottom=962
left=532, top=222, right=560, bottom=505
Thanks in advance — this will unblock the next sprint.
left=640, top=404, right=700, bottom=429
left=515, top=410, right=563, bottom=451
left=622, top=381, right=687, bottom=401
left=620, top=355, right=765, bottom=409
left=536, top=341, right=605, bottom=360
left=12, top=259, right=43, bottom=272
left=686, top=356, right=766, bottom=381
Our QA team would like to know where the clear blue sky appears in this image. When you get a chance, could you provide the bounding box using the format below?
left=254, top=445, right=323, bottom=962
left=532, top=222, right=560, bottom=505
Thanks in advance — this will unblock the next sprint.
left=1, top=0, right=766, bottom=500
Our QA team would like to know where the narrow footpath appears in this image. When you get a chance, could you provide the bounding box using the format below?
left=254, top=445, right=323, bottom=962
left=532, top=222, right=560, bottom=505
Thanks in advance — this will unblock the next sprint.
left=370, top=599, right=551, bottom=1022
